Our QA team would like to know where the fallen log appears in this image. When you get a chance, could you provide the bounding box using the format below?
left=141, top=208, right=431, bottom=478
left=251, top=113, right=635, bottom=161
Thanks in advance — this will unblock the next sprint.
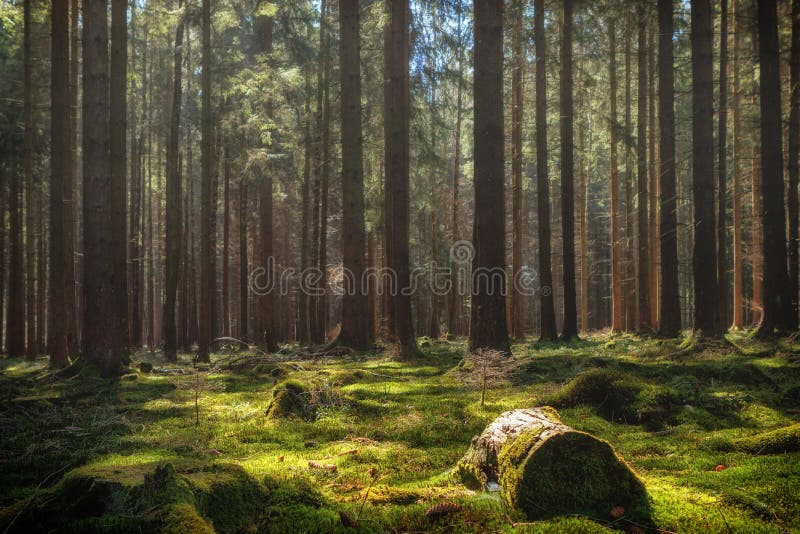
left=456, top=407, right=649, bottom=521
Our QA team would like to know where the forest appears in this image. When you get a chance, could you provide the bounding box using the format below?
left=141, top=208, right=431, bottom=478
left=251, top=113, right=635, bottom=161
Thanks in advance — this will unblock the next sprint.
left=0, top=0, right=799, bottom=532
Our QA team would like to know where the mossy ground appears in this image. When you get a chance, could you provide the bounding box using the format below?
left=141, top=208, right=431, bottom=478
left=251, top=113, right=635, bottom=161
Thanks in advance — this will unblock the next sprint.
left=0, top=330, right=798, bottom=532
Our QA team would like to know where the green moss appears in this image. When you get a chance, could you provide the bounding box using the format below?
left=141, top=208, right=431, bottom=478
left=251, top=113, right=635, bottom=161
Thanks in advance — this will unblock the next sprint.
left=162, top=503, right=214, bottom=534
left=455, top=459, right=486, bottom=490
left=546, top=368, right=643, bottom=421
left=266, top=379, right=312, bottom=419
left=498, top=429, right=649, bottom=522
left=734, top=423, right=800, bottom=455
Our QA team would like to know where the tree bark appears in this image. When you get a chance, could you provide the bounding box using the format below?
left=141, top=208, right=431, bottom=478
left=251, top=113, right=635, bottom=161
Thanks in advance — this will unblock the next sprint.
left=658, top=0, right=682, bottom=336
left=385, top=0, right=417, bottom=356
left=198, top=0, right=213, bottom=361
left=788, top=0, right=800, bottom=330
left=338, top=0, right=371, bottom=350
left=7, top=155, right=25, bottom=357
left=648, top=20, right=659, bottom=329
left=49, top=0, right=70, bottom=366
left=535, top=0, right=557, bottom=341
left=717, top=0, right=730, bottom=332
left=83, top=0, right=122, bottom=377
left=111, top=0, right=129, bottom=355
left=624, top=18, right=635, bottom=332
left=24, top=0, right=34, bottom=357
left=511, top=0, right=525, bottom=341
left=164, top=7, right=185, bottom=360
left=637, top=4, right=651, bottom=331
left=732, top=0, right=744, bottom=329
left=756, top=0, right=792, bottom=336
left=560, top=0, right=578, bottom=340
left=609, top=18, right=624, bottom=333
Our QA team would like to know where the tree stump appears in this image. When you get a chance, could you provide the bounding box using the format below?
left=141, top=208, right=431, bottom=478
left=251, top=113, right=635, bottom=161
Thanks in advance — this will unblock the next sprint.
left=456, top=408, right=649, bottom=521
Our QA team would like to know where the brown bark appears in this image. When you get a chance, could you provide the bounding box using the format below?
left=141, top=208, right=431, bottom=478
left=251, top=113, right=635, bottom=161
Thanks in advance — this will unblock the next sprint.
left=385, top=0, right=417, bottom=356
left=24, top=0, right=34, bottom=357
left=788, top=0, right=800, bottom=329
left=338, top=0, right=371, bottom=350
left=609, top=18, right=624, bottom=333
left=222, top=145, right=230, bottom=337
left=198, top=0, right=213, bottom=361
left=637, top=4, right=651, bottom=331
left=560, top=0, right=578, bottom=340
left=624, top=18, right=635, bottom=332
left=49, top=0, right=70, bottom=366
left=7, top=156, right=25, bottom=357
left=717, top=0, right=730, bottom=332
left=164, top=7, right=185, bottom=360
left=238, top=177, right=249, bottom=341
left=648, top=20, right=659, bottom=329
left=111, top=0, right=129, bottom=354
left=83, top=0, right=122, bottom=376
left=732, top=0, right=744, bottom=329
left=658, top=0, right=681, bottom=336
left=511, top=0, right=525, bottom=340
left=756, top=0, right=792, bottom=336
left=751, top=16, right=763, bottom=324
left=67, top=0, right=79, bottom=354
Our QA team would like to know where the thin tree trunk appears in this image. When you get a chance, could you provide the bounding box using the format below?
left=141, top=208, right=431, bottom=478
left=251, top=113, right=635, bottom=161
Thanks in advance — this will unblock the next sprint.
left=7, top=155, right=25, bottom=357
left=756, top=0, right=791, bottom=336
left=751, top=16, right=763, bottom=325
left=164, top=6, right=185, bottom=360
left=67, top=0, right=79, bottom=355
left=222, top=144, right=230, bottom=337
left=198, top=0, right=213, bottom=361
left=579, top=82, right=589, bottom=332
left=648, top=20, right=659, bottom=328
left=717, top=0, right=730, bottom=332
left=511, top=0, right=525, bottom=340
left=788, top=0, right=800, bottom=329
left=637, top=3, right=650, bottom=331
left=238, top=177, right=248, bottom=341
left=658, top=0, right=682, bottom=336
left=732, top=0, right=744, bottom=329
left=24, top=0, right=34, bottom=357
left=609, top=18, right=624, bottom=333
left=448, top=9, right=465, bottom=338
left=624, top=19, right=635, bottom=332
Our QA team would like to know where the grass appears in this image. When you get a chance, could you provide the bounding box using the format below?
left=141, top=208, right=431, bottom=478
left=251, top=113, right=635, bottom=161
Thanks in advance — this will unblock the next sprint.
left=0, top=330, right=798, bottom=532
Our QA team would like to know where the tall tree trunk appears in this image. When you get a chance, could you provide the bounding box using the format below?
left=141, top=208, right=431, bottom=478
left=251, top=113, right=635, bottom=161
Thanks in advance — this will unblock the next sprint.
left=756, top=0, right=791, bottom=336
left=111, top=0, right=129, bottom=355
left=238, top=177, right=248, bottom=341
left=691, top=0, right=718, bottom=336
left=624, top=18, right=635, bottom=332
left=198, top=0, right=213, bottom=361
left=67, top=0, right=80, bottom=355
left=83, top=0, right=122, bottom=376
left=7, top=156, right=25, bottom=357
left=609, top=17, right=624, bottom=333
left=788, top=0, right=800, bottom=330
left=732, top=0, right=744, bottom=329
left=164, top=7, right=185, bottom=360
left=338, top=0, right=371, bottom=349
left=385, top=0, right=417, bottom=356
left=257, top=14, right=278, bottom=352
left=560, top=0, right=578, bottom=340
left=658, top=0, right=682, bottom=336
left=579, top=82, right=589, bottom=332
left=751, top=17, right=763, bottom=325
left=717, top=0, right=730, bottom=332
left=511, top=0, right=525, bottom=340
left=637, top=4, right=651, bottom=331
left=222, top=144, right=231, bottom=338
left=299, top=75, right=311, bottom=343
left=648, top=20, right=659, bottom=329
left=468, top=0, right=510, bottom=352
left=534, top=0, right=557, bottom=341
left=49, top=0, right=70, bottom=366
left=24, top=0, right=34, bottom=357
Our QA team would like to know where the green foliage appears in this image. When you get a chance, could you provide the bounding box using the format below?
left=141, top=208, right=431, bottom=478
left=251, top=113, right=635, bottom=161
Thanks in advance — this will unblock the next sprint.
left=734, top=423, right=800, bottom=455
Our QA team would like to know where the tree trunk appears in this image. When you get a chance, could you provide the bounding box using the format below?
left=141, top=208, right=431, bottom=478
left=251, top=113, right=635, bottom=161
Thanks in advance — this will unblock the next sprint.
left=468, top=0, right=510, bottom=352
left=658, top=0, right=682, bottom=336
left=222, top=144, right=230, bottom=338
left=751, top=16, right=763, bottom=326
left=756, top=0, right=792, bottom=336
left=560, top=0, right=577, bottom=340
left=385, top=0, right=417, bottom=356
left=717, top=0, right=730, bottom=332
left=238, top=177, right=249, bottom=341
left=788, top=0, right=800, bottom=330
left=609, top=18, right=624, bottom=333
left=624, top=19, right=635, bottom=332
left=164, top=7, right=185, bottom=360
left=49, top=0, right=70, bottom=366
left=338, top=0, right=371, bottom=350
left=7, top=155, right=25, bottom=357
left=511, top=0, right=525, bottom=341
left=111, top=0, right=129, bottom=355
left=83, top=0, right=122, bottom=377
left=579, top=86, right=589, bottom=332
left=198, top=0, right=213, bottom=362
left=535, top=0, right=557, bottom=341
left=24, top=0, right=34, bottom=357
left=648, top=20, right=659, bottom=329
left=732, top=0, right=744, bottom=329
left=637, top=4, right=650, bottom=331
left=455, top=408, right=647, bottom=521
left=67, top=0, right=80, bottom=356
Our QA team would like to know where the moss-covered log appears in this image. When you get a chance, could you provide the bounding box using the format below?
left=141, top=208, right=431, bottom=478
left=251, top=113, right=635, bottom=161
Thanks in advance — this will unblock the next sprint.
left=456, top=408, right=649, bottom=521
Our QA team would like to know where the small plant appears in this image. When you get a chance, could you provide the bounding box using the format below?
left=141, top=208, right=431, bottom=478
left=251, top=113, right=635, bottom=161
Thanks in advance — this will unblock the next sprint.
left=462, top=349, right=509, bottom=407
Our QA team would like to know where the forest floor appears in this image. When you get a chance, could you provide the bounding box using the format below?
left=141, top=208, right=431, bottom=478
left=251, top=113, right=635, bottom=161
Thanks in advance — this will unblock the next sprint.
left=0, top=332, right=799, bottom=533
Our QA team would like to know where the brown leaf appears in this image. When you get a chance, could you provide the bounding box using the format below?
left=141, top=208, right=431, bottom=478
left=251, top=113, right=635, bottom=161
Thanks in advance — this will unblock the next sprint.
left=609, top=505, right=625, bottom=520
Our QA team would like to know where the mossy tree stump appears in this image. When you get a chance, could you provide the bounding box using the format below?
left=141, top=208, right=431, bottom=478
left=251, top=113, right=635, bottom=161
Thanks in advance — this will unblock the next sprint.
left=457, top=408, right=649, bottom=521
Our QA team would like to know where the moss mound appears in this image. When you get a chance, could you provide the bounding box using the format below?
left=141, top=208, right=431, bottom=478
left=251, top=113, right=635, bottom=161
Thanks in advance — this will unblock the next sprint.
left=547, top=369, right=643, bottom=422
left=498, top=429, right=649, bottom=522
left=734, top=423, right=800, bottom=455
left=0, top=462, right=270, bottom=534
left=266, top=379, right=312, bottom=420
